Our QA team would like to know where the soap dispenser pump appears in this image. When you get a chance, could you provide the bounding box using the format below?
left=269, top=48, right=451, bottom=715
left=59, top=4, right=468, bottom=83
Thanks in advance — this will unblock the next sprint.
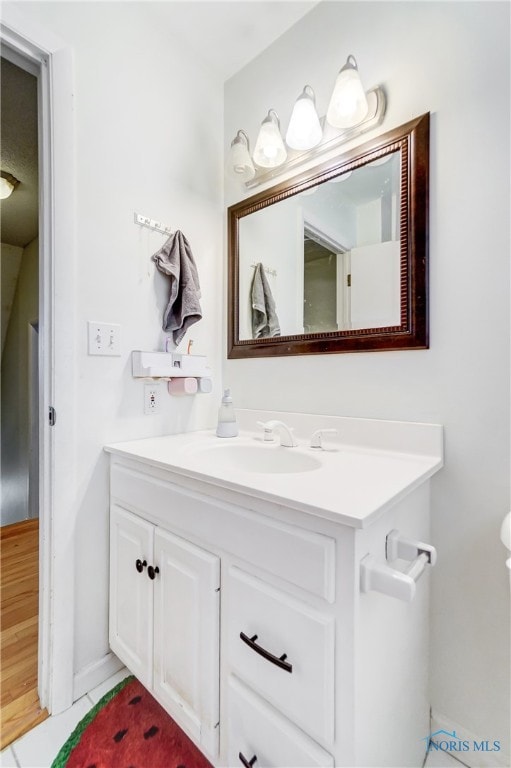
left=216, top=388, right=238, bottom=438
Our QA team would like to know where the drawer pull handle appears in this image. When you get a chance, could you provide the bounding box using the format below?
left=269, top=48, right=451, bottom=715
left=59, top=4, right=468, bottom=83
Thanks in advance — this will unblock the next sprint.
left=135, top=559, right=147, bottom=573
left=147, top=565, right=160, bottom=580
left=240, top=632, right=293, bottom=673
left=239, top=752, right=257, bottom=768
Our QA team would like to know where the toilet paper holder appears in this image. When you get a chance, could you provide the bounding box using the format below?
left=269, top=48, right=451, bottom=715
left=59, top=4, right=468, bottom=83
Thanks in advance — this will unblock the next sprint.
left=360, top=529, right=437, bottom=602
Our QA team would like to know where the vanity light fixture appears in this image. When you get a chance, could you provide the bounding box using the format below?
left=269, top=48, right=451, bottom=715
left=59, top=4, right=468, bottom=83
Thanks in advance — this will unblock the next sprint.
left=285, top=85, right=322, bottom=151
left=228, top=55, right=385, bottom=189
left=326, top=55, right=369, bottom=129
left=328, top=170, right=353, bottom=182
left=227, top=130, right=255, bottom=182
left=0, top=171, right=19, bottom=200
left=253, top=109, right=287, bottom=168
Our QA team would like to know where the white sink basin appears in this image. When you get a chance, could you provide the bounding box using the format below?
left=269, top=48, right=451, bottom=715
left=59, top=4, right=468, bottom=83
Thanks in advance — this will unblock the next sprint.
left=105, top=414, right=443, bottom=527
left=186, top=443, right=322, bottom=474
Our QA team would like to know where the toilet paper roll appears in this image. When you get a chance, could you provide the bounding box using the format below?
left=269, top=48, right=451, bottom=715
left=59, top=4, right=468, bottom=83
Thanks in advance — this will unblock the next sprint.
left=168, top=377, right=198, bottom=396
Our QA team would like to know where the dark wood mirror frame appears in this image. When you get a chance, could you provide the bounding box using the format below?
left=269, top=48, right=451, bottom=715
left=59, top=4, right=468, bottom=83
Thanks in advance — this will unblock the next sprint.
left=227, top=112, right=429, bottom=359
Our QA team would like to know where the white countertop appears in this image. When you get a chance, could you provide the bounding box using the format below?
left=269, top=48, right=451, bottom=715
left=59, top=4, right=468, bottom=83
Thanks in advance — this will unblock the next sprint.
left=105, top=412, right=443, bottom=528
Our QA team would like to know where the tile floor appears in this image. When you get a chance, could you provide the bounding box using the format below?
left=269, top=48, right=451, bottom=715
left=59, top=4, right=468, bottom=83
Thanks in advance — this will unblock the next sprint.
left=1, top=670, right=470, bottom=768
left=0, top=668, right=129, bottom=768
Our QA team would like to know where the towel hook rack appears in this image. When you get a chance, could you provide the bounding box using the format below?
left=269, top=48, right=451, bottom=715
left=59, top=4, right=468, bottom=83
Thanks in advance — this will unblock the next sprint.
left=134, top=212, right=172, bottom=236
left=250, top=262, right=277, bottom=277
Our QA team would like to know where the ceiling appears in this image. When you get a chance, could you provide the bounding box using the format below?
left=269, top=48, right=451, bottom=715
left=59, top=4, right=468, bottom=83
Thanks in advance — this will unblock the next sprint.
left=152, top=1, right=318, bottom=81
left=0, top=1, right=317, bottom=249
left=0, top=57, right=38, bottom=248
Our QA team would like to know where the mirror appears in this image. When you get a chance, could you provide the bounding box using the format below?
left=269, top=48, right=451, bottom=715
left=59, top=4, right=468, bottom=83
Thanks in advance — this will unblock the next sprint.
left=228, top=113, right=429, bottom=358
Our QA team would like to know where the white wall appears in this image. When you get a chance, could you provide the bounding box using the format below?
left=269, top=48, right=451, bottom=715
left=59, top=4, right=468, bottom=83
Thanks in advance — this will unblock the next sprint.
left=17, top=1, right=224, bottom=688
left=1, top=238, right=39, bottom=526
left=1, top=243, right=23, bottom=354
left=239, top=201, right=300, bottom=337
left=225, top=0, right=510, bottom=760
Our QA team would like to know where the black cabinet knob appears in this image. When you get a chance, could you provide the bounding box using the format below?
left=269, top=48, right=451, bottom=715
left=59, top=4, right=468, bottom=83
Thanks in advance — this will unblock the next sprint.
left=148, top=565, right=160, bottom=580
left=135, top=559, right=147, bottom=573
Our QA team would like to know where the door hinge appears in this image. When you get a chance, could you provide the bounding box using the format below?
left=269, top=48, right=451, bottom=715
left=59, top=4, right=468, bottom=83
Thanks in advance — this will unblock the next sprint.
left=48, top=406, right=56, bottom=426
left=347, top=273, right=352, bottom=287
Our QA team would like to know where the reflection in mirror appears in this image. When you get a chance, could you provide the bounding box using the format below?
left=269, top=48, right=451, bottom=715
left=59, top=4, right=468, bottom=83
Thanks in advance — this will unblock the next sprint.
left=239, top=153, right=400, bottom=340
left=228, top=113, right=429, bottom=358
left=304, top=153, right=401, bottom=333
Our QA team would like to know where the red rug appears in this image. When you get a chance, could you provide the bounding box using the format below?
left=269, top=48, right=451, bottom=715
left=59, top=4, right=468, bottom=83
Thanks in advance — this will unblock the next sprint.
left=51, top=676, right=213, bottom=768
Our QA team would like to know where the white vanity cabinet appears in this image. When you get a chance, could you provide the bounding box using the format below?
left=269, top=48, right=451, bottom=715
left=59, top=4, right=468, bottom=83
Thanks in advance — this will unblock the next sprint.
left=106, top=414, right=443, bottom=768
left=109, top=504, right=221, bottom=757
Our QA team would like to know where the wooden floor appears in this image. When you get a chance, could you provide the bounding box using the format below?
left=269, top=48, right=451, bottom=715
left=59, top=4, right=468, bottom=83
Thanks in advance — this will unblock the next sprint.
left=1, top=518, right=48, bottom=749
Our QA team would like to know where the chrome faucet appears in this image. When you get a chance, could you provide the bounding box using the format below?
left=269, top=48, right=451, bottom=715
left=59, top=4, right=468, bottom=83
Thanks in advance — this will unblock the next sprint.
left=257, top=420, right=298, bottom=447
left=310, top=428, right=338, bottom=449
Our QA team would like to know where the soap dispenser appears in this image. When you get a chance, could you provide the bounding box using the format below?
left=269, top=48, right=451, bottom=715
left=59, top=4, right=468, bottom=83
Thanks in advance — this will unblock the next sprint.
left=216, top=388, right=238, bottom=438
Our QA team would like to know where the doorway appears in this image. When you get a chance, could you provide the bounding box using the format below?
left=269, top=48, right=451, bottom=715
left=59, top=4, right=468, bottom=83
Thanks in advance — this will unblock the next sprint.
left=303, top=223, right=350, bottom=333
left=1, top=56, right=39, bottom=528
left=0, top=53, right=47, bottom=747
left=1, top=7, right=77, bottom=720
left=303, top=237, right=338, bottom=333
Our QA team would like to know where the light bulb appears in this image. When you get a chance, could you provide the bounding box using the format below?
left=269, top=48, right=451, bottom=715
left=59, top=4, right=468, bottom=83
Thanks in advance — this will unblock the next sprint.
left=253, top=110, right=287, bottom=169
left=285, top=86, right=322, bottom=151
left=228, top=130, right=255, bottom=182
left=0, top=177, right=15, bottom=199
left=326, top=55, right=369, bottom=129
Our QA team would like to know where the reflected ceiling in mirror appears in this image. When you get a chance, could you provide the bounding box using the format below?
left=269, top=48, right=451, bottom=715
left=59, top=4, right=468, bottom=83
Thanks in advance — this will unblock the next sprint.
left=228, top=113, right=429, bottom=358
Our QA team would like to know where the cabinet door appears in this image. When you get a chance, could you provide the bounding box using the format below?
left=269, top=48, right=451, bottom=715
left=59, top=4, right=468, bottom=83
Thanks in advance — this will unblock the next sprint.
left=153, top=528, right=220, bottom=758
left=109, top=505, right=154, bottom=688
left=228, top=675, right=334, bottom=768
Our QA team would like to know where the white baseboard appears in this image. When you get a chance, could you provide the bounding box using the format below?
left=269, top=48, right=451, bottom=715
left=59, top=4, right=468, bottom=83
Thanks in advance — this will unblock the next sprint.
left=430, top=711, right=509, bottom=768
left=73, top=652, right=125, bottom=702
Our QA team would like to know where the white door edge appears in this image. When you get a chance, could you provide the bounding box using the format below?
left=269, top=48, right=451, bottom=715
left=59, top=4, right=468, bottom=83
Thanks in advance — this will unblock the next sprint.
left=1, top=6, right=76, bottom=715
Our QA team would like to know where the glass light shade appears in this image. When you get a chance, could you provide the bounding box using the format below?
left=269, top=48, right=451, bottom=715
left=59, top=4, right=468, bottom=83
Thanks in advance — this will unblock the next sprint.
left=228, top=130, right=255, bottom=182
left=285, top=86, right=323, bottom=150
left=253, top=110, right=287, bottom=168
left=328, top=170, right=353, bottom=183
left=326, top=55, right=369, bottom=129
left=0, top=176, right=14, bottom=199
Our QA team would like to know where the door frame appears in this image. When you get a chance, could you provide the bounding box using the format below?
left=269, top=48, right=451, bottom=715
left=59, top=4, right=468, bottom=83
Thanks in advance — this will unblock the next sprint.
left=1, top=6, right=75, bottom=714
left=28, top=320, right=39, bottom=520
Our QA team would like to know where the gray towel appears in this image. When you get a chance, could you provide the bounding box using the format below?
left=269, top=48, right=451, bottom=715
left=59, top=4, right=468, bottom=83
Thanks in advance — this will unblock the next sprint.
left=152, top=230, right=202, bottom=345
left=251, top=263, right=280, bottom=339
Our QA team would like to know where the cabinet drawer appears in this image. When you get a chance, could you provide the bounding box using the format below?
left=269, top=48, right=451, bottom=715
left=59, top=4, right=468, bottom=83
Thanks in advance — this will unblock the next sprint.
left=227, top=567, right=335, bottom=744
left=111, top=463, right=335, bottom=601
left=227, top=675, right=334, bottom=768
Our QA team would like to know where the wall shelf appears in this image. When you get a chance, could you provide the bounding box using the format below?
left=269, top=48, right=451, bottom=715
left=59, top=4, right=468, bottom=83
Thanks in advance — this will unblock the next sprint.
left=132, top=350, right=211, bottom=379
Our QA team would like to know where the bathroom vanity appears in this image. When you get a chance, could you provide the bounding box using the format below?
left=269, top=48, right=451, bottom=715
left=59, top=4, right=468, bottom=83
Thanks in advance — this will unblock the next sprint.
left=105, top=410, right=443, bottom=767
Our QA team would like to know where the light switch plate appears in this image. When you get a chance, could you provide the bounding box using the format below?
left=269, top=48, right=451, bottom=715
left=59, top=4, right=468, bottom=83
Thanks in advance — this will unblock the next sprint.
left=87, top=321, right=121, bottom=356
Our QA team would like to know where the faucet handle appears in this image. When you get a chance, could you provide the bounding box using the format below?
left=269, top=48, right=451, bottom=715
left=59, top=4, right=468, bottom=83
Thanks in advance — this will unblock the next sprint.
left=257, top=420, right=275, bottom=442
left=310, top=428, right=338, bottom=449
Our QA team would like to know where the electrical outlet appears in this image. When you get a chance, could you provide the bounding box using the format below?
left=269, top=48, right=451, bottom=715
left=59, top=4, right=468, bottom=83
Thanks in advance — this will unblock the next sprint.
left=87, top=321, right=121, bottom=356
left=144, top=384, right=161, bottom=415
